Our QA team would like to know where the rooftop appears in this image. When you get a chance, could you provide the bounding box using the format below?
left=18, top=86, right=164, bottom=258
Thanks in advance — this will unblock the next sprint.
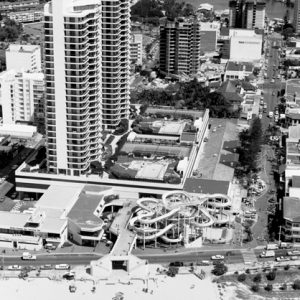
left=184, top=178, right=230, bottom=195
left=67, top=185, right=110, bottom=230
left=289, top=124, right=300, bottom=140
left=36, top=185, right=82, bottom=212
left=292, top=176, right=300, bottom=188
left=196, top=118, right=238, bottom=181
left=283, top=197, right=300, bottom=222
left=226, top=61, right=254, bottom=72
left=6, top=44, right=40, bottom=54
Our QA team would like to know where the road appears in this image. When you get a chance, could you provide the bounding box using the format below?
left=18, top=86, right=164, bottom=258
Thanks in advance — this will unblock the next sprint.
left=1, top=247, right=298, bottom=268
left=261, top=32, right=283, bottom=130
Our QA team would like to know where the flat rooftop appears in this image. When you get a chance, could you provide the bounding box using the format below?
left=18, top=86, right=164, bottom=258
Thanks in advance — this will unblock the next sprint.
left=283, top=197, right=300, bottom=222
left=36, top=185, right=83, bottom=211
left=184, top=178, right=230, bottom=195
left=196, top=118, right=238, bottom=181
left=286, top=79, right=300, bottom=101
left=121, top=143, right=191, bottom=158
left=146, top=107, right=204, bottom=120
left=67, top=185, right=112, bottom=230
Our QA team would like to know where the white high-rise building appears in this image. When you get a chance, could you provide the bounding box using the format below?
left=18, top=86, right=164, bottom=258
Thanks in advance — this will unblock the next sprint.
left=6, top=44, right=41, bottom=72
left=0, top=70, right=44, bottom=124
left=43, top=0, right=130, bottom=176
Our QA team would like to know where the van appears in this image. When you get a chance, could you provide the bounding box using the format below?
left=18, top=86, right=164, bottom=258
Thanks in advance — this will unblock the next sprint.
left=265, top=244, right=278, bottom=250
left=269, top=111, right=274, bottom=118
left=55, top=264, right=70, bottom=270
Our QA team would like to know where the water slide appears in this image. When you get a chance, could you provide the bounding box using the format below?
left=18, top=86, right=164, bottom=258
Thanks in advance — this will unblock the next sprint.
left=130, top=191, right=233, bottom=243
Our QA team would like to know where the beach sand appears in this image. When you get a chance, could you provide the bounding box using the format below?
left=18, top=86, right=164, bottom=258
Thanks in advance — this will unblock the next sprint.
left=0, top=274, right=220, bottom=300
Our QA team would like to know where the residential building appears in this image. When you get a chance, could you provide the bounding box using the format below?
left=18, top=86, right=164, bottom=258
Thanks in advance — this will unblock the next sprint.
left=43, top=0, right=130, bottom=176
left=5, top=44, right=41, bottom=72
left=7, top=10, right=43, bottom=23
left=159, top=16, right=201, bottom=77
left=130, top=33, right=143, bottom=65
left=0, top=70, right=44, bottom=125
left=199, top=22, right=219, bottom=53
left=294, top=0, right=300, bottom=34
left=0, top=0, right=39, bottom=13
left=244, top=1, right=265, bottom=30
left=285, top=108, right=300, bottom=127
left=229, top=0, right=266, bottom=30
left=229, top=0, right=245, bottom=28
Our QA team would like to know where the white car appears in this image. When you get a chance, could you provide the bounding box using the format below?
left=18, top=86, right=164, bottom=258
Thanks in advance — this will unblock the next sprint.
left=276, top=256, right=290, bottom=262
left=8, top=265, right=22, bottom=270
left=55, top=264, right=70, bottom=270
left=288, top=250, right=300, bottom=256
left=211, top=255, right=224, bottom=260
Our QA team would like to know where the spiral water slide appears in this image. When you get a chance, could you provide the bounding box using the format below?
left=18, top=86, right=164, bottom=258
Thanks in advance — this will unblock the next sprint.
left=129, top=198, right=181, bottom=241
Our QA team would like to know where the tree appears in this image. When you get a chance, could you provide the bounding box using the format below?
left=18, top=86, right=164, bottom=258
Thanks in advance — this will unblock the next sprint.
left=280, top=283, right=287, bottom=290
left=253, top=273, right=262, bottom=283
left=266, top=271, right=276, bottom=281
left=293, top=279, right=300, bottom=290
left=265, top=284, right=273, bottom=292
left=237, top=273, right=246, bottom=282
left=212, top=263, right=228, bottom=276
left=251, top=284, right=260, bottom=292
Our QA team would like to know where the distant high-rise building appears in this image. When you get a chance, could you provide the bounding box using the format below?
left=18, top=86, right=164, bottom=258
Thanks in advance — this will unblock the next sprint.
left=43, top=0, right=130, bottom=176
left=6, top=44, right=41, bottom=72
left=229, top=0, right=265, bottom=30
left=0, top=70, right=44, bottom=125
left=294, top=0, right=300, bottom=33
left=159, top=17, right=201, bottom=77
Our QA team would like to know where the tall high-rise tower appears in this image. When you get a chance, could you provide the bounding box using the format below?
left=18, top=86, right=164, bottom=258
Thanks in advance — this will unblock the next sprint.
left=229, top=0, right=265, bottom=30
left=294, top=0, right=300, bottom=34
left=159, top=16, right=201, bottom=77
left=43, top=0, right=130, bottom=176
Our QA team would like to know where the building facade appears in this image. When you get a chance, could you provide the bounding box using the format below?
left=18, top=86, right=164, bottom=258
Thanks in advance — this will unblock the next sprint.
left=0, top=70, right=44, bottom=125
left=43, top=0, right=130, bottom=177
left=229, top=0, right=266, bottom=30
left=294, top=0, right=300, bottom=34
left=130, top=33, right=143, bottom=65
left=159, top=16, right=201, bottom=77
left=7, top=10, right=43, bottom=23
left=6, top=44, right=41, bottom=72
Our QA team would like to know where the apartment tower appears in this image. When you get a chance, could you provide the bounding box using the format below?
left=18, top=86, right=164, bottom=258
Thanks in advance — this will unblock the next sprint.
left=44, top=0, right=130, bottom=176
left=159, top=16, right=201, bottom=77
left=229, top=0, right=265, bottom=30
left=294, top=0, right=300, bottom=34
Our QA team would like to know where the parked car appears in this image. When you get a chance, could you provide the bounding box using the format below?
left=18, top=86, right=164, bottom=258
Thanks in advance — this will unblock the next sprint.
left=55, top=264, right=70, bottom=270
left=169, top=261, right=183, bottom=267
left=276, top=256, right=290, bottom=262
left=40, top=264, right=52, bottom=270
left=8, top=265, right=22, bottom=270
left=211, top=255, right=224, bottom=260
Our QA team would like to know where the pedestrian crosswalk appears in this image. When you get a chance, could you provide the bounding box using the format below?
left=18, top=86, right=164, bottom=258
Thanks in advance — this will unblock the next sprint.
left=241, top=249, right=258, bottom=264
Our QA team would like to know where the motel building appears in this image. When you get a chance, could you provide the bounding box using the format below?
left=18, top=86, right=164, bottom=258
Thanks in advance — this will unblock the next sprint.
left=0, top=185, right=120, bottom=250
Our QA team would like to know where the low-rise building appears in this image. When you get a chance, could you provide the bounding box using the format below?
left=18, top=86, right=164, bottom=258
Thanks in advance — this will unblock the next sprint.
left=0, top=185, right=118, bottom=250
left=224, top=61, right=254, bottom=81
left=283, top=197, right=300, bottom=243
left=7, top=10, right=43, bottom=23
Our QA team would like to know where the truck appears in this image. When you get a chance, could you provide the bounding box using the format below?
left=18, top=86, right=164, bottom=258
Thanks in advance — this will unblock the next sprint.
left=21, top=252, right=36, bottom=260
left=266, top=244, right=278, bottom=250
left=260, top=250, right=275, bottom=258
